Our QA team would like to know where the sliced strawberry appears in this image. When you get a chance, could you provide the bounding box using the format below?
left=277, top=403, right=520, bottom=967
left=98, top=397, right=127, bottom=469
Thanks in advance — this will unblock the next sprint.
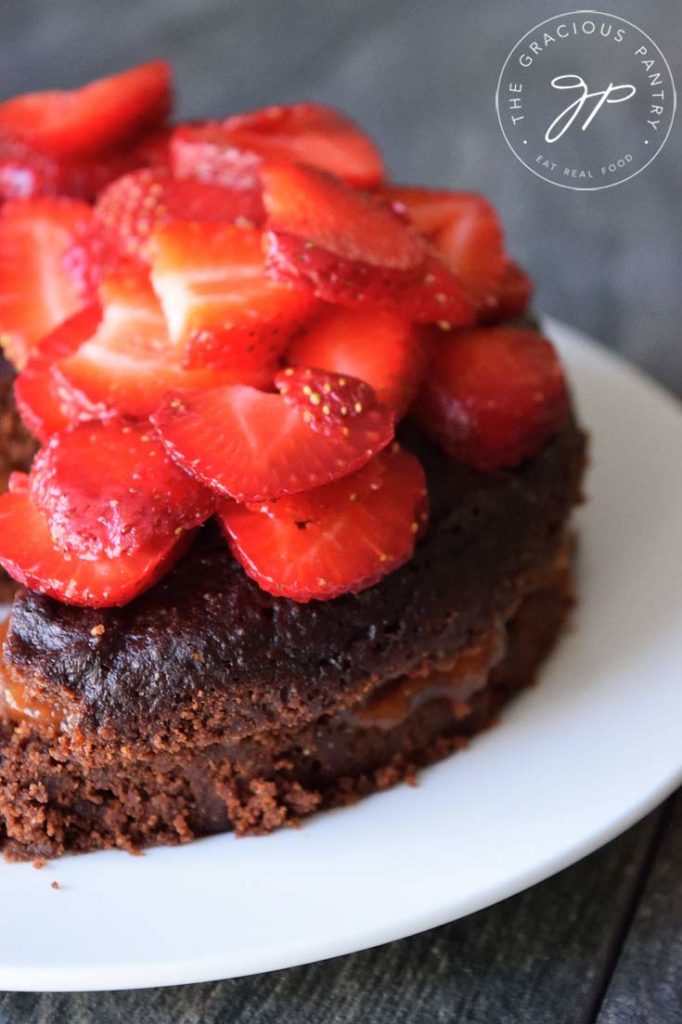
left=170, top=122, right=262, bottom=190
left=267, top=231, right=472, bottom=325
left=286, top=306, right=426, bottom=417
left=0, top=473, right=191, bottom=608
left=225, top=104, right=384, bottom=188
left=55, top=273, right=242, bottom=420
left=478, top=261, right=533, bottom=324
left=262, top=161, right=421, bottom=271
left=60, top=219, right=130, bottom=299
left=248, top=451, right=387, bottom=520
left=129, top=125, right=172, bottom=171
left=385, top=187, right=508, bottom=314
left=262, top=163, right=472, bottom=324
left=14, top=304, right=103, bottom=440
left=413, top=327, right=570, bottom=470
left=95, top=167, right=264, bottom=261
left=171, top=105, right=383, bottom=190
left=0, top=197, right=97, bottom=368
left=29, top=419, right=216, bottom=558
left=219, top=445, right=427, bottom=601
left=150, top=221, right=315, bottom=372
left=0, top=60, right=171, bottom=159
left=171, top=105, right=382, bottom=194
left=152, top=367, right=394, bottom=502
left=0, top=129, right=169, bottom=203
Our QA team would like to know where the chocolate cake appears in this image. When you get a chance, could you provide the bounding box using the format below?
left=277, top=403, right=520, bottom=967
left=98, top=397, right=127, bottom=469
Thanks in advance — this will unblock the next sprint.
left=0, top=414, right=585, bottom=860
left=0, top=61, right=587, bottom=860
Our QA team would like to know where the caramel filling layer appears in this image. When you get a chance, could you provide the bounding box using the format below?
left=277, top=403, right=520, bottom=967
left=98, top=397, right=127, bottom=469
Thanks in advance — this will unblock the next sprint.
left=0, top=620, right=63, bottom=728
left=345, top=622, right=506, bottom=731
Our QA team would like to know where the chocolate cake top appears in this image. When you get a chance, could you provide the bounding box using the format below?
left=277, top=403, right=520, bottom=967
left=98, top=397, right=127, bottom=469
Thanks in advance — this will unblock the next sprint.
left=5, top=422, right=586, bottom=742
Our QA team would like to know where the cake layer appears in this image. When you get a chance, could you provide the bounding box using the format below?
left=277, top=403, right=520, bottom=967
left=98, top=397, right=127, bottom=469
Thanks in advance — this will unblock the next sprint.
left=4, top=421, right=586, bottom=750
left=0, top=554, right=571, bottom=861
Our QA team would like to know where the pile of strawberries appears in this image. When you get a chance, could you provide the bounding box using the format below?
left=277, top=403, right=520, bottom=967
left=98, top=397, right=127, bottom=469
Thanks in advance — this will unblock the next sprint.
left=0, top=62, right=569, bottom=607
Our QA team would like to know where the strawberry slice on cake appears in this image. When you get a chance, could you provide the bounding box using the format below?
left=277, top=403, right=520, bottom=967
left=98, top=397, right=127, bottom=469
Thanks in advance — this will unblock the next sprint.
left=149, top=220, right=316, bottom=372
left=0, top=60, right=171, bottom=159
left=0, top=198, right=98, bottom=368
left=54, top=273, right=247, bottom=420
left=152, top=367, right=395, bottom=502
left=220, top=444, right=427, bottom=601
left=171, top=103, right=384, bottom=190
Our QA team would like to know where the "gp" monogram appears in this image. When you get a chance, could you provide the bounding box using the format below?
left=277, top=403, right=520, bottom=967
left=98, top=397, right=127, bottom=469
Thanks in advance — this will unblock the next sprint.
left=544, top=75, right=637, bottom=143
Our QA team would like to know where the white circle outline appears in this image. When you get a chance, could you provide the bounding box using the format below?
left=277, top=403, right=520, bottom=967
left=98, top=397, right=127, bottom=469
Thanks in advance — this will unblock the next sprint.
left=494, top=9, right=677, bottom=191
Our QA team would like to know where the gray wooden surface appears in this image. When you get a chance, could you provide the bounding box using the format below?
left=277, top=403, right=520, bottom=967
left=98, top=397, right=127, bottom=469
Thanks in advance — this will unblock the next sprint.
left=0, top=0, right=680, bottom=1020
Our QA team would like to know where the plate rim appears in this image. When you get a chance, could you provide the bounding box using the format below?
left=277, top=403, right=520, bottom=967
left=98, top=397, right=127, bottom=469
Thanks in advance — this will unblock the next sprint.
left=1, top=316, right=681, bottom=992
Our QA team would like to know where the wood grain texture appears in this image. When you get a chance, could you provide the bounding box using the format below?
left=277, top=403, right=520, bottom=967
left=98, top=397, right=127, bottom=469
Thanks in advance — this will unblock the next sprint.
left=596, top=793, right=682, bottom=1024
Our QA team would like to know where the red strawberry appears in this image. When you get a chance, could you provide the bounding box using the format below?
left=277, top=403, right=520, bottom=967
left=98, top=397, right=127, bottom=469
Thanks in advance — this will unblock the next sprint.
left=54, top=273, right=242, bottom=420
left=171, top=104, right=383, bottom=190
left=478, top=261, right=533, bottom=324
left=150, top=221, right=316, bottom=372
left=385, top=187, right=508, bottom=314
left=14, top=304, right=103, bottom=440
left=0, top=197, right=96, bottom=368
left=170, top=123, right=262, bottom=191
left=95, top=167, right=264, bottom=261
left=286, top=306, right=426, bottom=417
left=261, top=163, right=472, bottom=324
left=225, top=104, right=384, bottom=188
left=219, top=445, right=427, bottom=601
left=129, top=126, right=172, bottom=171
left=0, top=473, right=192, bottom=608
left=0, top=60, right=171, bottom=159
left=29, top=419, right=216, bottom=559
left=151, top=367, right=394, bottom=502
left=60, top=219, right=130, bottom=299
left=413, top=327, right=570, bottom=470
left=0, top=129, right=170, bottom=203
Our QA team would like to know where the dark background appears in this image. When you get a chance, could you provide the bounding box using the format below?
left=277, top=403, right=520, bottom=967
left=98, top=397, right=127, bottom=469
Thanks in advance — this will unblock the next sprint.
left=1, top=1, right=681, bottom=1021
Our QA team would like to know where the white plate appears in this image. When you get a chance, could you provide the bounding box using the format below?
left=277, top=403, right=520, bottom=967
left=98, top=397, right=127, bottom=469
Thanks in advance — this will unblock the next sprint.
left=1, top=318, right=681, bottom=992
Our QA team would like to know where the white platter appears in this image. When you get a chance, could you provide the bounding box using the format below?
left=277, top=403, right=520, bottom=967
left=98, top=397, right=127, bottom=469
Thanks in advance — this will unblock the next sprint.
left=0, top=317, right=680, bottom=991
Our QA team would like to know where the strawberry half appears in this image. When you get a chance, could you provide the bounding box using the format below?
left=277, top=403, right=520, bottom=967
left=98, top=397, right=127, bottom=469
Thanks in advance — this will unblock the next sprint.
left=262, top=162, right=472, bottom=324
left=286, top=305, right=426, bottom=418
left=0, top=197, right=98, bottom=368
left=413, top=326, right=570, bottom=470
left=29, top=419, right=216, bottom=558
left=225, top=104, right=384, bottom=188
left=171, top=104, right=384, bottom=190
left=95, top=167, right=264, bottom=261
left=152, top=367, right=394, bottom=502
left=385, top=187, right=509, bottom=315
left=0, top=127, right=171, bottom=203
left=150, top=221, right=316, bottom=372
left=170, top=123, right=262, bottom=191
left=0, top=60, right=171, bottom=159
left=0, top=473, right=191, bottom=608
left=478, top=261, right=533, bottom=324
left=14, top=304, right=103, bottom=440
left=54, top=273, right=241, bottom=420
left=219, top=445, right=428, bottom=601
